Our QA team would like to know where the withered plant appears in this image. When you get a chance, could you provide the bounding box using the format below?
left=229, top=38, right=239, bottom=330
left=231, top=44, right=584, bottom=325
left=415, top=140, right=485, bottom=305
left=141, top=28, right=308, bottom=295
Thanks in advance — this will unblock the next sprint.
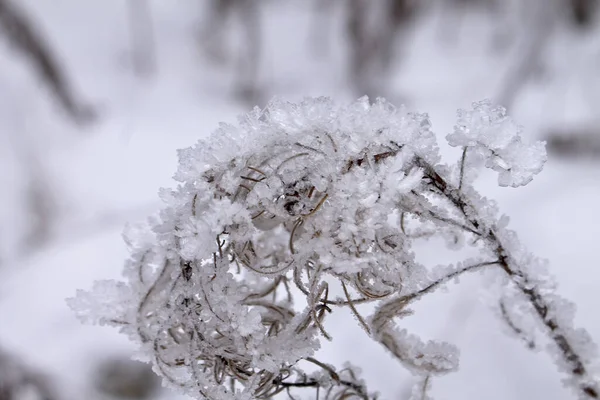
left=70, top=97, right=598, bottom=399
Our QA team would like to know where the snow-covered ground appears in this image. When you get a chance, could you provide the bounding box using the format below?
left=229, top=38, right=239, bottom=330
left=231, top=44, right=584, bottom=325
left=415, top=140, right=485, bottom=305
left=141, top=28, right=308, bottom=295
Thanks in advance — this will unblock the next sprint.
left=1, top=1, right=599, bottom=399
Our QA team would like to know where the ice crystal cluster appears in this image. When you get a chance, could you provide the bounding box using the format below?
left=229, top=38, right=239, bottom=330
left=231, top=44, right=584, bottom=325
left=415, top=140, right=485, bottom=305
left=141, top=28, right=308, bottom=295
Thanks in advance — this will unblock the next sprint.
left=70, top=98, right=599, bottom=400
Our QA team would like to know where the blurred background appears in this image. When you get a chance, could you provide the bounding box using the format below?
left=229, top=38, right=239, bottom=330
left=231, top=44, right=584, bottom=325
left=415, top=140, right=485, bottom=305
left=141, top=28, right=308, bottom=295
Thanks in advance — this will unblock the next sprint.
left=0, top=0, right=599, bottom=399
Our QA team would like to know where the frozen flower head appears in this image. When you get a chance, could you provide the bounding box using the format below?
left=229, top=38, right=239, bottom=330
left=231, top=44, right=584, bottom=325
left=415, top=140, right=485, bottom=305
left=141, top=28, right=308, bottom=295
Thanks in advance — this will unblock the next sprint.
left=185, top=97, right=438, bottom=283
left=69, top=97, right=559, bottom=400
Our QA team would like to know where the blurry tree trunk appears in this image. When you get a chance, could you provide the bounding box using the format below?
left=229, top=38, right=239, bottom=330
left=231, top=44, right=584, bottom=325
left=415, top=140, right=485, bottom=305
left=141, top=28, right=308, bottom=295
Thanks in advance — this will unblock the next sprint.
left=380, top=0, right=418, bottom=69
left=487, top=0, right=515, bottom=52
left=346, top=0, right=418, bottom=97
left=234, top=0, right=260, bottom=104
left=496, top=0, right=557, bottom=111
left=201, top=0, right=261, bottom=104
left=346, top=0, right=373, bottom=85
left=568, top=0, right=597, bottom=27
left=0, top=0, right=95, bottom=124
left=201, top=0, right=231, bottom=63
left=436, top=0, right=468, bottom=45
left=309, top=0, right=335, bottom=58
left=95, top=358, right=159, bottom=399
left=346, top=0, right=370, bottom=94
left=437, top=0, right=503, bottom=48
left=127, top=0, right=157, bottom=78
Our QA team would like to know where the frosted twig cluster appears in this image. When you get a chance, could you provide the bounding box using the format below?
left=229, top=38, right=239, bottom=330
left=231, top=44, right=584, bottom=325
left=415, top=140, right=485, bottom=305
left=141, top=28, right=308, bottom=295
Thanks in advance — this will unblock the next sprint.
left=70, top=97, right=599, bottom=399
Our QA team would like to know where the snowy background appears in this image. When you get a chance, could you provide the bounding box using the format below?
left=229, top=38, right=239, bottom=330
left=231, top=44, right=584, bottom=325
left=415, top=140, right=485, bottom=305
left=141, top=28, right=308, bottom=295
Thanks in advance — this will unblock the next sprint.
left=1, top=0, right=599, bottom=399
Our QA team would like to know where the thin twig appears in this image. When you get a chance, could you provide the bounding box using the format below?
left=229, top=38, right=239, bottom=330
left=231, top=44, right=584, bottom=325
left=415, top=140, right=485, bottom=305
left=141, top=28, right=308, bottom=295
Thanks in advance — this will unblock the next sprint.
left=499, top=298, right=536, bottom=349
left=415, top=154, right=599, bottom=398
left=458, top=147, right=467, bottom=192
left=341, top=280, right=371, bottom=335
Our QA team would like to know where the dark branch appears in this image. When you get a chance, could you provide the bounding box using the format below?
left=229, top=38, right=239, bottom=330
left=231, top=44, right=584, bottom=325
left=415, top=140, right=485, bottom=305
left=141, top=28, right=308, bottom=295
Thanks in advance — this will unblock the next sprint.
left=0, top=0, right=95, bottom=124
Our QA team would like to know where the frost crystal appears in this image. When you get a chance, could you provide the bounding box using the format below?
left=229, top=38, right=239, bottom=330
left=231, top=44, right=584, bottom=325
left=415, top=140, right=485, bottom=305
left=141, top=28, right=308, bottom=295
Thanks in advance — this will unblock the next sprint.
left=447, top=100, right=547, bottom=187
left=70, top=97, right=598, bottom=400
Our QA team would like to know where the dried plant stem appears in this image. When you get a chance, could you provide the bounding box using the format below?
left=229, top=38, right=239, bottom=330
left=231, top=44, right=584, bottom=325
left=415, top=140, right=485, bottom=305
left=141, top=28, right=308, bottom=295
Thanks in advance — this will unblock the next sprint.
left=75, top=98, right=593, bottom=400
left=415, top=374, right=431, bottom=400
left=458, top=147, right=467, bottom=192
left=372, top=259, right=499, bottom=337
left=341, top=280, right=371, bottom=335
left=499, top=298, right=536, bottom=349
left=415, top=156, right=599, bottom=398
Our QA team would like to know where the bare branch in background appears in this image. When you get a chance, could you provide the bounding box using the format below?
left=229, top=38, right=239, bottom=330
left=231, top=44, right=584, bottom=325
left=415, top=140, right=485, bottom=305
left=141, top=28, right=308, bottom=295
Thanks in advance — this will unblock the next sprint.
left=436, top=0, right=503, bottom=49
left=200, top=0, right=262, bottom=104
left=6, top=118, right=58, bottom=256
left=495, top=0, right=557, bottom=111
left=568, top=0, right=598, bottom=27
left=127, top=0, right=157, bottom=78
left=345, top=0, right=420, bottom=97
left=309, top=0, right=335, bottom=59
left=95, top=357, right=160, bottom=399
left=0, top=0, right=95, bottom=124
left=22, top=168, right=57, bottom=253
left=544, top=126, right=600, bottom=158
left=233, top=0, right=261, bottom=104
left=0, top=348, right=59, bottom=400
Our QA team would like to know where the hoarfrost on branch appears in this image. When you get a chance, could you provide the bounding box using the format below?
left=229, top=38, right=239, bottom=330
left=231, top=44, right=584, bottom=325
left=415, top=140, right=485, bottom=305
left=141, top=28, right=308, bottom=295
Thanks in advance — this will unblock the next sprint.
left=69, top=97, right=599, bottom=400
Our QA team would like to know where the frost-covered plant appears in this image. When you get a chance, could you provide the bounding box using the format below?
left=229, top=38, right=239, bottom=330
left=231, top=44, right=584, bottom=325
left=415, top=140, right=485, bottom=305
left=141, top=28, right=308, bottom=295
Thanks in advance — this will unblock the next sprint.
left=69, top=97, right=599, bottom=399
